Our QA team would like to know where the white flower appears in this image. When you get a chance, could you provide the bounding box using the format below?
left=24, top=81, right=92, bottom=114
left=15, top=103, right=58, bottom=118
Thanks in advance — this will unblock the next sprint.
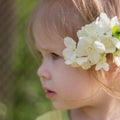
left=63, top=37, right=77, bottom=65
left=96, top=12, right=119, bottom=29
left=77, top=22, right=104, bottom=39
left=112, top=38, right=120, bottom=49
left=110, top=16, right=120, bottom=28
left=77, top=38, right=103, bottom=65
left=96, top=13, right=110, bottom=27
left=100, top=36, right=116, bottom=53
left=114, top=57, right=120, bottom=66
left=81, top=61, right=92, bottom=70
left=113, top=50, right=120, bottom=66
left=94, top=41, right=105, bottom=53
left=63, top=12, right=120, bottom=71
left=75, top=57, right=89, bottom=65
left=95, top=54, right=109, bottom=71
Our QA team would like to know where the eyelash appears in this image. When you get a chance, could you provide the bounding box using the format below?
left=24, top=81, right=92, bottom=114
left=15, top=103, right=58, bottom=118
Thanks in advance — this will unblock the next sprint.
left=36, top=50, right=61, bottom=61
left=51, top=53, right=61, bottom=60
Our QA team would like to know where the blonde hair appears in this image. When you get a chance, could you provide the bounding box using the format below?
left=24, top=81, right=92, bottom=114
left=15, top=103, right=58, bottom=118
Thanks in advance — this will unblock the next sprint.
left=27, top=0, right=120, bottom=99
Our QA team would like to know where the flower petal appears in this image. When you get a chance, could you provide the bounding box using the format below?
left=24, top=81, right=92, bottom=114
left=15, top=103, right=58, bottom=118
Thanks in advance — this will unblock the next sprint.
left=64, top=37, right=76, bottom=48
left=81, top=61, right=92, bottom=70
left=95, top=63, right=109, bottom=71
left=76, top=57, right=88, bottom=65
left=113, top=56, right=120, bottom=66
left=111, top=16, right=119, bottom=28
left=63, top=13, right=120, bottom=71
left=112, top=38, right=120, bottom=49
left=94, top=41, right=105, bottom=53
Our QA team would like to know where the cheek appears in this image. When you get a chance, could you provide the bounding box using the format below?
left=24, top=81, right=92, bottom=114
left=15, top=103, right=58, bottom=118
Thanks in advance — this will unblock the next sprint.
left=53, top=65, right=94, bottom=100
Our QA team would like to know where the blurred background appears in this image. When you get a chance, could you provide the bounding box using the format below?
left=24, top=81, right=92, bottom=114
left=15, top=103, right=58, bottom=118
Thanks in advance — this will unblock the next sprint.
left=0, top=0, right=52, bottom=120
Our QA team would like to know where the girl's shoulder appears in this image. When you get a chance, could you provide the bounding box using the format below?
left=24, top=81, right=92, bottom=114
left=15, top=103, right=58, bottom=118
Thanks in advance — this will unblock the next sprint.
left=36, top=110, right=69, bottom=120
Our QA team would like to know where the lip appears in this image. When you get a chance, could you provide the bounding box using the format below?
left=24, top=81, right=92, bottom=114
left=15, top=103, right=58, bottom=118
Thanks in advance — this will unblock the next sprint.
left=43, top=87, right=56, bottom=99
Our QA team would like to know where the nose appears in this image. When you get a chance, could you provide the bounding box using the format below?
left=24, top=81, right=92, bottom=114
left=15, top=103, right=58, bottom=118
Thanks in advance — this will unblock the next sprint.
left=37, top=63, right=50, bottom=80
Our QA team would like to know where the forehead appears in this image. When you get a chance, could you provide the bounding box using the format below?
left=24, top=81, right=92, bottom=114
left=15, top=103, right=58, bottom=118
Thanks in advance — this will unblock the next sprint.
left=31, top=0, right=85, bottom=52
left=33, top=22, right=65, bottom=52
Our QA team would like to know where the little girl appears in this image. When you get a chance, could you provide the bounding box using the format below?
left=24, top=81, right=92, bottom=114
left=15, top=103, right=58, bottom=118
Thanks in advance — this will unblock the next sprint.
left=27, top=0, right=120, bottom=120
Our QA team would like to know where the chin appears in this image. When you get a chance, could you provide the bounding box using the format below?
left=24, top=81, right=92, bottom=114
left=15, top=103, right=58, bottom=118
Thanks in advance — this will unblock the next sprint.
left=52, top=99, right=90, bottom=110
left=52, top=101, right=81, bottom=110
left=52, top=101, right=71, bottom=110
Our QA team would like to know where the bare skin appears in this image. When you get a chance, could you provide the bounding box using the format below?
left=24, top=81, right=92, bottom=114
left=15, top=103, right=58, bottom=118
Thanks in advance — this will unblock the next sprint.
left=33, top=15, right=120, bottom=120
left=70, top=98, right=120, bottom=120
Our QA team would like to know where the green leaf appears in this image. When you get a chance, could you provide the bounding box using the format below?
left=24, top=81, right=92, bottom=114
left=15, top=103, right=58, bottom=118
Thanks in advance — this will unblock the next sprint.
left=112, top=26, right=118, bottom=34
left=112, top=25, right=120, bottom=40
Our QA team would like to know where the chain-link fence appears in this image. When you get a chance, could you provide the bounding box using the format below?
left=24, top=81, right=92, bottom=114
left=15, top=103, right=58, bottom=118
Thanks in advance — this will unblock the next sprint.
left=0, top=0, right=52, bottom=120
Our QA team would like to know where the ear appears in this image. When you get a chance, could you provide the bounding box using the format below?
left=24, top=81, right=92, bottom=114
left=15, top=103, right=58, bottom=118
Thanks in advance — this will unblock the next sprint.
left=108, top=64, right=120, bottom=80
left=100, top=63, right=120, bottom=90
left=95, top=61, right=120, bottom=88
left=105, top=54, right=120, bottom=82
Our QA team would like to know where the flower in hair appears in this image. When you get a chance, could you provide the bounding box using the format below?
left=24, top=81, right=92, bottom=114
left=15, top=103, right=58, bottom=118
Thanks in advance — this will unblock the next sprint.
left=63, top=13, right=120, bottom=71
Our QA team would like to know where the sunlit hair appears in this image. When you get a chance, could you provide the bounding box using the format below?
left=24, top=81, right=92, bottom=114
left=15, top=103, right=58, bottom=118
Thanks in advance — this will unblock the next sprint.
left=27, top=0, right=120, bottom=99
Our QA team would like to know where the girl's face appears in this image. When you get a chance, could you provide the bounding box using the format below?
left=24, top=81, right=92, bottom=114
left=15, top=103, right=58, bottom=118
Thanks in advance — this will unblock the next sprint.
left=33, top=26, right=104, bottom=110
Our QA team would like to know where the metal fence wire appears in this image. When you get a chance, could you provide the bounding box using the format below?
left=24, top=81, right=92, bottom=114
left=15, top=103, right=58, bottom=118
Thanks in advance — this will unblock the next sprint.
left=0, top=0, right=52, bottom=120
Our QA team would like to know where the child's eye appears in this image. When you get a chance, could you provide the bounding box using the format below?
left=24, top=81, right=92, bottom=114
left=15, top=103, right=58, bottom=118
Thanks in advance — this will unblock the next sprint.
left=51, top=53, right=61, bottom=60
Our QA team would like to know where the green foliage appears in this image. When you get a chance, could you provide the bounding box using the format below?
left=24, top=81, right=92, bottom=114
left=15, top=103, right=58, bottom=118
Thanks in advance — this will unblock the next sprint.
left=112, top=25, right=120, bottom=40
left=12, top=0, right=52, bottom=120
left=0, top=103, right=7, bottom=120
